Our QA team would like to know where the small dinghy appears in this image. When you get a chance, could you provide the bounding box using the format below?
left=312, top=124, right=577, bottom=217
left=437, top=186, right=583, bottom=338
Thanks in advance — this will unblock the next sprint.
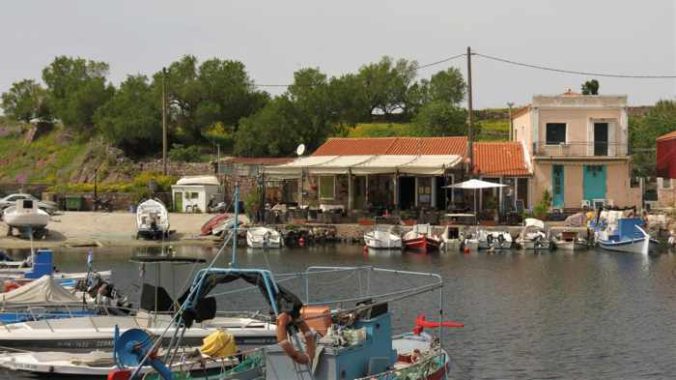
left=136, top=199, right=170, bottom=240
left=3, top=199, right=50, bottom=239
left=551, top=230, right=588, bottom=251
left=200, top=213, right=240, bottom=236
left=477, top=229, right=513, bottom=250
left=246, top=226, right=283, bottom=248
left=402, top=224, right=441, bottom=253
left=515, top=218, right=551, bottom=250
left=364, top=226, right=402, bottom=250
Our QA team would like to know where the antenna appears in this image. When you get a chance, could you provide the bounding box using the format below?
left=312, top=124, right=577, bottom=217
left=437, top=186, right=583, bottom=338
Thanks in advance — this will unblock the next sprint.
left=296, top=143, right=306, bottom=156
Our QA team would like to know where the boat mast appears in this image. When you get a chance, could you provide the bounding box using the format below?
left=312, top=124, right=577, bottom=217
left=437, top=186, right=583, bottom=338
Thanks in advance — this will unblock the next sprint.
left=231, top=183, right=239, bottom=267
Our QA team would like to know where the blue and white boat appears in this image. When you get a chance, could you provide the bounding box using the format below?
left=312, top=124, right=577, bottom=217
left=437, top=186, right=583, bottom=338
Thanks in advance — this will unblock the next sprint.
left=596, top=218, right=657, bottom=255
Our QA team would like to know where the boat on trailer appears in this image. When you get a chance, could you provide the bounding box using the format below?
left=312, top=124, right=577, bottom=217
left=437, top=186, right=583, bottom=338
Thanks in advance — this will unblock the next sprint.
left=3, top=198, right=50, bottom=239
left=136, top=199, right=170, bottom=240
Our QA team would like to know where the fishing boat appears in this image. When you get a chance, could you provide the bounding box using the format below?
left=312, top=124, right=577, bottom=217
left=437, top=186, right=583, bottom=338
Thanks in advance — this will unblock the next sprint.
left=596, top=218, right=657, bottom=255
left=550, top=230, right=588, bottom=251
left=363, top=225, right=402, bottom=249
left=0, top=249, right=111, bottom=284
left=477, top=229, right=513, bottom=250
left=3, top=198, right=50, bottom=239
left=136, top=199, right=170, bottom=240
left=247, top=226, right=283, bottom=248
left=104, top=265, right=462, bottom=380
left=402, top=224, right=441, bottom=252
left=515, top=218, right=551, bottom=250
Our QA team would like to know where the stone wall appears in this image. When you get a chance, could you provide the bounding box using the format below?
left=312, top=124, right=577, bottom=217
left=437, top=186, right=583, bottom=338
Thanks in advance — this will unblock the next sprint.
left=138, top=160, right=215, bottom=177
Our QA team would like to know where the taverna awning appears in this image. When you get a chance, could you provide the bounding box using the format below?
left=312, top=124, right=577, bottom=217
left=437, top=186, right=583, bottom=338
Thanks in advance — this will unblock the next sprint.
left=264, top=154, right=462, bottom=178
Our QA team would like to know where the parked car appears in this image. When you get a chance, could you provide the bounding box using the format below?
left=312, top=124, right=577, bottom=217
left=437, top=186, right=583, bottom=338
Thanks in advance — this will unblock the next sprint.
left=0, top=193, right=58, bottom=215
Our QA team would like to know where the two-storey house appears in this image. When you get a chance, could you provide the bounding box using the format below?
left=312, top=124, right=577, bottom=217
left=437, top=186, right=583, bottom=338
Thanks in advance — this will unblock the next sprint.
left=512, top=91, right=640, bottom=209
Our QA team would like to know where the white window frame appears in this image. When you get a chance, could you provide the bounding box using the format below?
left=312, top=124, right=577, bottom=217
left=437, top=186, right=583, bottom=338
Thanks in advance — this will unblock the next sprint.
left=545, top=123, right=567, bottom=145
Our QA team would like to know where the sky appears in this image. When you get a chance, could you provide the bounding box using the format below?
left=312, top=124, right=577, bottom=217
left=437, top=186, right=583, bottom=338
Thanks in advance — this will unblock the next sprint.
left=1, top=0, right=674, bottom=108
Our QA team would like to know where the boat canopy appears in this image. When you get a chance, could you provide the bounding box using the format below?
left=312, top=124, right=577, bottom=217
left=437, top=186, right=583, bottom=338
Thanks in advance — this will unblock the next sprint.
left=175, top=176, right=220, bottom=186
left=264, top=154, right=462, bottom=179
left=524, top=218, right=545, bottom=229
left=0, top=275, right=80, bottom=305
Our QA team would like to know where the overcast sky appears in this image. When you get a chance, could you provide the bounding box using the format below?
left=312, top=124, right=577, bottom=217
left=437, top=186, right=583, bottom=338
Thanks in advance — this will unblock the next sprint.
left=1, top=0, right=674, bottom=108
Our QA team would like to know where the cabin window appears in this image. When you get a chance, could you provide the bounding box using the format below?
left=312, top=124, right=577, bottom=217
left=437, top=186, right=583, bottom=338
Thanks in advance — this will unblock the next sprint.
left=319, top=176, right=335, bottom=199
left=546, top=123, right=566, bottom=145
left=185, top=192, right=199, bottom=199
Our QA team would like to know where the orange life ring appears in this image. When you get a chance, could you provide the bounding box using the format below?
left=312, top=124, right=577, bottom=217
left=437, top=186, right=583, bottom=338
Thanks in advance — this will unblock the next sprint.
left=276, top=313, right=313, bottom=365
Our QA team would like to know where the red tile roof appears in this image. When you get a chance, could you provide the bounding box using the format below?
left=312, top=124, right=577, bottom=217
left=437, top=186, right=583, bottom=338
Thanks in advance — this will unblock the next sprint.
left=312, top=137, right=467, bottom=156
left=473, top=142, right=530, bottom=176
left=310, top=137, right=530, bottom=176
left=657, top=130, right=676, bottom=142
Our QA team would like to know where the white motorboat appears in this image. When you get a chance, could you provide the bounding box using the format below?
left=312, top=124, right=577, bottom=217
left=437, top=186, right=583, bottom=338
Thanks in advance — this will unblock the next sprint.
left=477, top=229, right=513, bottom=250
left=0, top=313, right=276, bottom=351
left=0, top=349, right=234, bottom=377
left=515, top=218, right=551, bottom=250
left=364, top=226, right=402, bottom=249
left=3, top=198, right=50, bottom=238
left=550, top=230, right=588, bottom=251
left=246, top=226, right=283, bottom=248
left=136, top=198, right=170, bottom=239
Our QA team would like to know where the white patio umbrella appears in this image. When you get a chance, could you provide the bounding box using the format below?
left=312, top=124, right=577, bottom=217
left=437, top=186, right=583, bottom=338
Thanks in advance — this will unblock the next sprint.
left=444, top=179, right=506, bottom=215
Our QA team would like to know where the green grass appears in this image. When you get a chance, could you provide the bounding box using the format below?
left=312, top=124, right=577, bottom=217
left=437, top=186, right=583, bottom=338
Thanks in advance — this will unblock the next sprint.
left=477, top=119, right=509, bottom=141
left=0, top=124, right=89, bottom=183
left=346, top=123, right=417, bottom=137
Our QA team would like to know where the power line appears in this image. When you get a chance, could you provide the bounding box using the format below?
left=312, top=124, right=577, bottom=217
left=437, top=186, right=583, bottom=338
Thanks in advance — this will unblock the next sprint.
left=475, top=52, right=676, bottom=79
left=417, top=53, right=466, bottom=69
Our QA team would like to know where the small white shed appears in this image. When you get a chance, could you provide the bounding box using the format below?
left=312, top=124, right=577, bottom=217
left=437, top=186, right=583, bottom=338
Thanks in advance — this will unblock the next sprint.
left=171, top=176, right=221, bottom=213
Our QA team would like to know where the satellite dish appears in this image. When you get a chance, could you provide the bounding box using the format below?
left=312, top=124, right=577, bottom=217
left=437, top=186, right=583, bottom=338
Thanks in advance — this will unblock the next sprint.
left=296, top=144, right=306, bottom=156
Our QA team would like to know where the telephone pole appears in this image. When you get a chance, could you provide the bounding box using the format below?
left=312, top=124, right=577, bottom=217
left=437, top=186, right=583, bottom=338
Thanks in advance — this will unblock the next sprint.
left=162, top=67, right=168, bottom=175
left=466, top=46, right=474, bottom=176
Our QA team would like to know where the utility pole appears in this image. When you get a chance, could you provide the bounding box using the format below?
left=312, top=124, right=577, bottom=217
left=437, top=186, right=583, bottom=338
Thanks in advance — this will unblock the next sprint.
left=507, top=102, right=514, bottom=141
left=162, top=67, right=168, bottom=176
left=466, top=46, right=474, bottom=177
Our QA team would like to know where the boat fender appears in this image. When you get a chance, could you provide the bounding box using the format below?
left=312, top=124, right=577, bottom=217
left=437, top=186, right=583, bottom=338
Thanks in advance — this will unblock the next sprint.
left=107, top=369, right=131, bottom=380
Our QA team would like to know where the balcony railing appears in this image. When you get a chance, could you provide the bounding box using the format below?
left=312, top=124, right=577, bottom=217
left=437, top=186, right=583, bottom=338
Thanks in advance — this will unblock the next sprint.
left=533, top=141, right=628, bottom=158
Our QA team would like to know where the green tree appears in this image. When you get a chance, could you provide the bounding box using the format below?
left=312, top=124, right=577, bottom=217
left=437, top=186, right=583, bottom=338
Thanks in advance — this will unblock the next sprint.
left=154, top=56, right=268, bottom=145
left=234, top=97, right=302, bottom=156
left=581, top=79, right=600, bottom=95
left=42, top=56, right=113, bottom=131
left=427, top=67, right=466, bottom=104
left=93, top=75, right=161, bottom=155
left=412, top=101, right=467, bottom=136
left=1, top=79, right=51, bottom=122
left=358, top=56, right=418, bottom=118
left=630, top=100, right=676, bottom=176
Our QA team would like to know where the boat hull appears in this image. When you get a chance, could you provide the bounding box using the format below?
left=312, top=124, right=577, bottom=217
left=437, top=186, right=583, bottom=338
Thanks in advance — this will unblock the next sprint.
left=3, top=210, right=49, bottom=229
left=246, top=227, right=283, bottom=249
left=598, top=237, right=656, bottom=255
left=403, top=236, right=440, bottom=252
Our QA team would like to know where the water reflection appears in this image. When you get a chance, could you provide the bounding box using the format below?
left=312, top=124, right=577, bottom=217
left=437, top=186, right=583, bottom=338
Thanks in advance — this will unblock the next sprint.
left=1, top=244, right=675, bottom=378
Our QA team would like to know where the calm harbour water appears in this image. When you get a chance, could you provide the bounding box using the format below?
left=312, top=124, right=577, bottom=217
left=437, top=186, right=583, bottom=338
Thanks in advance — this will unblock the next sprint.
left=2, top=243, right=676, bottom=379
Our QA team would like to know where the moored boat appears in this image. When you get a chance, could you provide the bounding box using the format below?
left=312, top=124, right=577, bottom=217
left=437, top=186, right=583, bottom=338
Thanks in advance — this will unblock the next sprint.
left=551, top=230, right=588, bottom=251
left=515, top=218, right=551, bottom=250
left=402, top=224, right=441, bottom=252
left=596, top=218, right=657, bottom=255
left=477, top=229, right=513, bottom=250
left=136, top=199, right=170, bottom=240
left=246, top=226, right=283, bottom=248
left=364, top=225, right=402, bottom=249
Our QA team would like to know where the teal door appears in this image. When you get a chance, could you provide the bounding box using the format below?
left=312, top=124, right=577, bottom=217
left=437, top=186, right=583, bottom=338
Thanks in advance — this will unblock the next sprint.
left=552, top=165, right=564, bottom=208
left=583, top=165, right=607, bottom=201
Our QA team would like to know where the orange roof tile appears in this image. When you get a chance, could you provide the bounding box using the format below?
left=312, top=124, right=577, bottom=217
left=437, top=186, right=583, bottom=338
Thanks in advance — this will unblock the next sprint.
left=473, top=142, right=530, bottom=176
left=656, top=130, right=676, bottom=142
left=312, top=137, right=397, bottom=156
left=312, top=136, right=467, bottom=156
